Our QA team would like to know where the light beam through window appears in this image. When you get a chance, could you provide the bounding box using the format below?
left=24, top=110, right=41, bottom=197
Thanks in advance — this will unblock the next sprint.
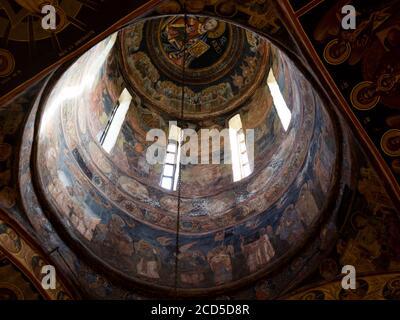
left=100, top=88, right=132, bottom=153
left=267, top=69, right=292, bottom=131
left=229, top=114, right=252, bottom=182
left=160, top=123, right=182, bottom=191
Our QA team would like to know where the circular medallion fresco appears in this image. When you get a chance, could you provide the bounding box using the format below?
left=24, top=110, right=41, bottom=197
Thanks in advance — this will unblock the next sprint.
left=119, top=18, right=269, bottom=120
left=147, top=16, right=243, bottom=84
left=0, top=49, right=15, bottom=77
left=381, top=129, right=400, bottom=156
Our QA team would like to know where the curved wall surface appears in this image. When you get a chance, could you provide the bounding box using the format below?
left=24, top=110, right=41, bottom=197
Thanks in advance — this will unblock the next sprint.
left=24, top=16, right=351, bottom=296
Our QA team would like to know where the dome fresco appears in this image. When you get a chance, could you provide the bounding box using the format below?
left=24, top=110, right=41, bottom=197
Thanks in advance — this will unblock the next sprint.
left=1, top=0, right=399, bottom=302
left=120, top=17, right=270, bottom=119
left=32, top=16, right=346, bottom=295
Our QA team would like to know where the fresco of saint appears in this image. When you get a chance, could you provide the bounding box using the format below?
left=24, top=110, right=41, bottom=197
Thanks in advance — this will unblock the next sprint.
left=161, top=16, right=226, bottom=67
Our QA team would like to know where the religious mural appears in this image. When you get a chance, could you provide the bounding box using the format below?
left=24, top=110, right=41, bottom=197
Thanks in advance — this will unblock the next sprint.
left=0, top=0, right=158, bottom=103
left=27, top=16, right=345, bottom=295
left=0, top=218, right=72, bottom=299
left=287, top=273, right=400, bottom=300
left=0, top=250, right=42, bottom=300
left=0, top=0, right=397, bottom=301
left=57, top=19, right=321, bottom=237
left=289, top=0, right=400, bottom=188
left=160, top=16, right=227, bottom=68
left=121, top=17, right=270, bottom=119
left=1, top=0, right=397, bottom=194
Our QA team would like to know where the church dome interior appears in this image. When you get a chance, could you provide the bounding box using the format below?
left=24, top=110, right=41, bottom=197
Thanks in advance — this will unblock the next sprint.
left=32, top=16, right=344, bottom=296
left=1, top=0, right=399, bottom=302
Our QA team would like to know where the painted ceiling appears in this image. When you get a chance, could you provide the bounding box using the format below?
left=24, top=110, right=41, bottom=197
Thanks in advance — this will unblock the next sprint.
left=0, top=0, right=160, bottom=103
left=119, top=17, right=270, bottom=119
left=31, top=16, right=344, bottom=294
left=0, top=249, right=43, bottom=300
left=286, top=0, right=400, bottom=194
left=0, top=0, right=398, bottom=300
left=0, top=0, right=398, bottom=200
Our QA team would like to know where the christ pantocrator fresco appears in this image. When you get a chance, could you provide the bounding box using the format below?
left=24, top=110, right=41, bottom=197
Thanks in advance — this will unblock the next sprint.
left=161, top=16, right=227, bottom=68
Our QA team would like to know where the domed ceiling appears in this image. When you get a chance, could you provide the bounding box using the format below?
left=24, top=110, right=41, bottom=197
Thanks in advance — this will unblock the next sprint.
left=119, top=17, right=269, bottom=120
left=32, top=16, right=345, bottom=296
